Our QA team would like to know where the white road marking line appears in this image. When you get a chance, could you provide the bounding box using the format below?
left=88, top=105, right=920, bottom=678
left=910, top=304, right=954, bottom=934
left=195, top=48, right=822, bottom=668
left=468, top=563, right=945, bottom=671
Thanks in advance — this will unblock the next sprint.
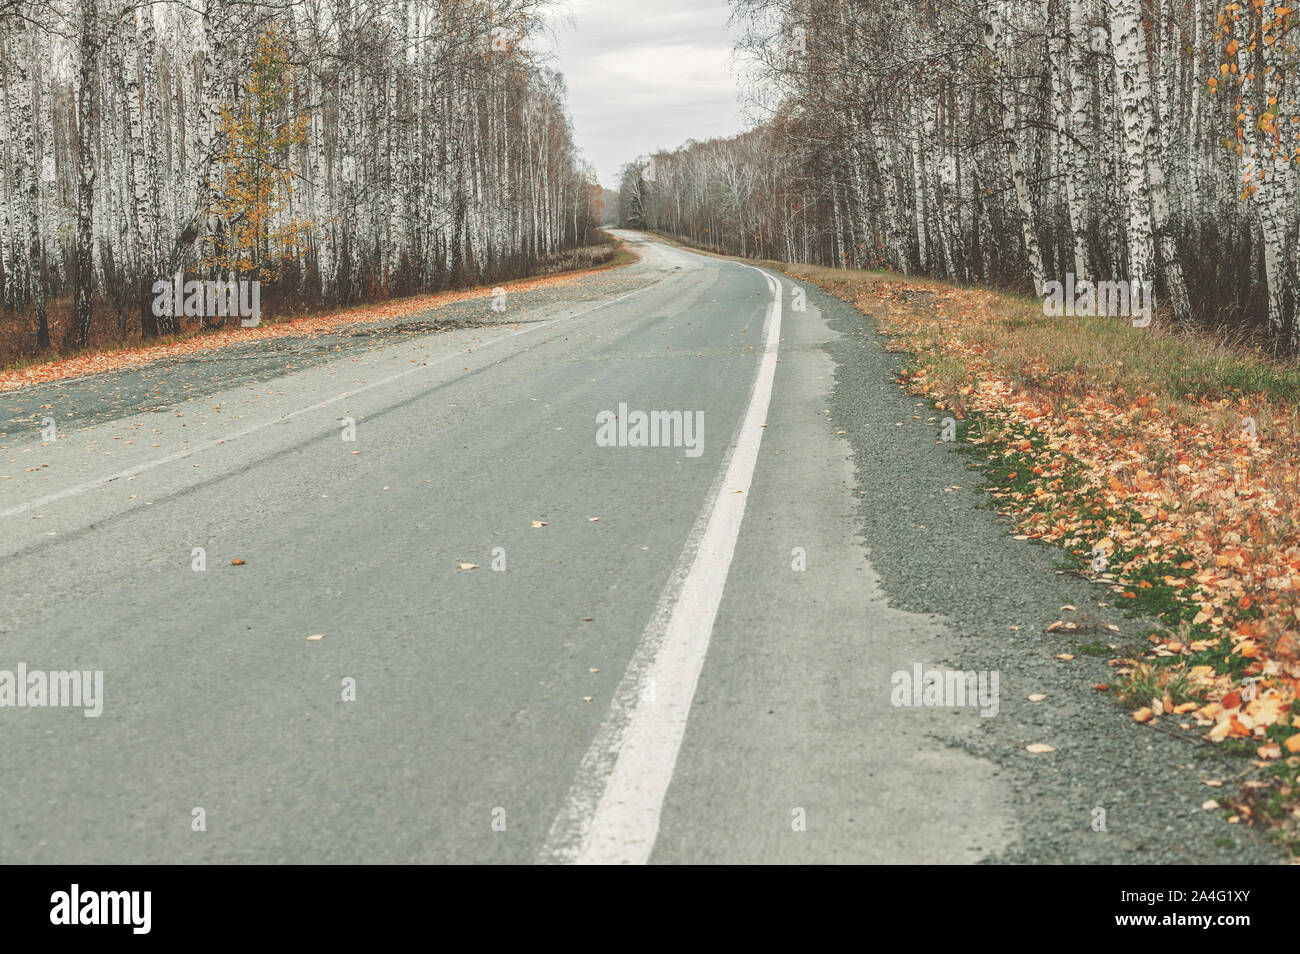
left=542, top=260, right=782, bottom=865
left=0, top=283, right=659, bottom=521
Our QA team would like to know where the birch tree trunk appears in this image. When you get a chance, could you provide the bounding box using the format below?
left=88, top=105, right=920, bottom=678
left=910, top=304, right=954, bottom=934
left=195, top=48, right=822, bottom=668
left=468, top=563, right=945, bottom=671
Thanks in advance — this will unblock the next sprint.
left=15, top=17, right=49, bottom=348
left=0, top=23, right=13, bottom=311
left=1109, top=0, right=1158, bottom=290
left=1062, top=0, right=1093, bottom=277
left=72, top=0, right=99, bottom=349
left=1236, top=14, right=1293, bottom=346
left=984, top=0, right=1046, bottom=296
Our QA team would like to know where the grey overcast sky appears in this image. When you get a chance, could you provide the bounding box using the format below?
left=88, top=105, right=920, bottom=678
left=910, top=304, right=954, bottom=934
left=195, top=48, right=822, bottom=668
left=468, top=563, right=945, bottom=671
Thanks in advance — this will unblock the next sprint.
left=540, top=0, right=751, bottom=190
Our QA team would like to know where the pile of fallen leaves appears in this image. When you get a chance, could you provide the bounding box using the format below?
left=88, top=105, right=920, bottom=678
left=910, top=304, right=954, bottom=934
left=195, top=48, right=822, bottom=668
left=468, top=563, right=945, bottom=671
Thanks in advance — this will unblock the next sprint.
left=789, top=265, right=1300, bottom=847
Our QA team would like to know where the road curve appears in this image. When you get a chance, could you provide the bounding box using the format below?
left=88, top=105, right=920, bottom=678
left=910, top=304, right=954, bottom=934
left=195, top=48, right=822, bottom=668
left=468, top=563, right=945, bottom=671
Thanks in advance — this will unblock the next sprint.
left=1, top=234, right=1274, bottom=864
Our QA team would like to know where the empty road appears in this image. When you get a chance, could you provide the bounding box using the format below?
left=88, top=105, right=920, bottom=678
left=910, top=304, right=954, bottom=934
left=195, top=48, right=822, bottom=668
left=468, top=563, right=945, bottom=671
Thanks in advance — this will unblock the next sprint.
left=0, top=234, right=1277, bottom=864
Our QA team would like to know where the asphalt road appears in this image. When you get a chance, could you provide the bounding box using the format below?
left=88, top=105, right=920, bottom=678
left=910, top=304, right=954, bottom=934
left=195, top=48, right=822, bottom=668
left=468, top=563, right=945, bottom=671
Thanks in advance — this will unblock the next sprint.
left=0, top=233, right=1282, bottom=864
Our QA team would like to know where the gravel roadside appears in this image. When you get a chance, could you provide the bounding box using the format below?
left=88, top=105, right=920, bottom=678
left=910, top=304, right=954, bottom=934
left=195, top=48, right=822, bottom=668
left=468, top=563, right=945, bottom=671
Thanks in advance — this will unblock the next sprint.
left=811, top=278, right=1287, bottom=864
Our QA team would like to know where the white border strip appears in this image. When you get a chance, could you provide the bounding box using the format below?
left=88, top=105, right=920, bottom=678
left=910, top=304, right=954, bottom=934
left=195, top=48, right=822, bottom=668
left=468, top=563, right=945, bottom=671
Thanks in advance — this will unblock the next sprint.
left=542, top=262, right=782, bottom=865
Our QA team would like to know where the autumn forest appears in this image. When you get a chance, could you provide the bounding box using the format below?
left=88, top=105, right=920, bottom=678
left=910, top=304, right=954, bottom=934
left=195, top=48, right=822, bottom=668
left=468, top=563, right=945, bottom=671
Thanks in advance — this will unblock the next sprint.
left=619, top=0, right=1300, bottom=351
left=0, top=0, right=603, bottom=358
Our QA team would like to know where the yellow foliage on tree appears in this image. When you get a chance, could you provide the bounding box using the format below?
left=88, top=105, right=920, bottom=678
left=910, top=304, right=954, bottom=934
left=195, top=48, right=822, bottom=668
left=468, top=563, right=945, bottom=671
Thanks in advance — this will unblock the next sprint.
left=205, top=24, right=312, bottom=281
left=1214, top=0, right=1298, bottom=188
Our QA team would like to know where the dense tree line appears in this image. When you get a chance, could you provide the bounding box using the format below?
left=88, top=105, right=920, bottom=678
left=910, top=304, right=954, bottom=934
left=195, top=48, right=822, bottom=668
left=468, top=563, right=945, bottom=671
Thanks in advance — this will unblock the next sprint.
left=621, top=0, right=1300, bottom=350
left=0, top=0, right=601, bottom=354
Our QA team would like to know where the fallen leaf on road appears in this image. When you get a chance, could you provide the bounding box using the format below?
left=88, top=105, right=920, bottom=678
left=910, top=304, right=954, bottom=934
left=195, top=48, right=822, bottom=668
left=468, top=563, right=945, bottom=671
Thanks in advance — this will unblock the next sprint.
left=1027, top=693, right=1047, bottom=702
left=1055, top=653, right=1074, bottom=660
left=1202, top=800, right=1220, bottom=811
left=306, top=634, right=324, bottom=641
left=587, top=517, right=599, bottom=522
left=1133, top=707, right=1152, bottom=723
left=1025, top=743, right=1056, bottom=754
left=458, top=563, right=478, bottom=571
left=530, top=520, right=547, bottom=528
left=231, top=559, right=245, bottom=565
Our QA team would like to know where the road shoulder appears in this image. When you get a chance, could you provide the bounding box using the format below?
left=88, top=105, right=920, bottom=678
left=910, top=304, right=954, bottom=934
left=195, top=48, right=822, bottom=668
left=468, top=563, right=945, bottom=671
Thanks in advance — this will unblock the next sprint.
left=808, top=279, right=1285, bottom=864
left=650, top=259, right=1016, bottom=863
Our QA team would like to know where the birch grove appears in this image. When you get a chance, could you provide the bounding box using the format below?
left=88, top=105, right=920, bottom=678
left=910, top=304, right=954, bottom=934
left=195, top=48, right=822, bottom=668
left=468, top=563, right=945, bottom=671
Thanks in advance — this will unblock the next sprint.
left=0, top=0, right=601, bottom=353
left=622, top=0, right=1300, bottom=351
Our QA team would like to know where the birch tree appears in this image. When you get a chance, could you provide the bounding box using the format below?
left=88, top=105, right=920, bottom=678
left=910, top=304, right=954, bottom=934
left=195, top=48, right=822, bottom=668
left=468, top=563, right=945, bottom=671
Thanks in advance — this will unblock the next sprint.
left=625, top=0, right=1296, bottom=348
left=1, top=0, right=598, bottom=357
